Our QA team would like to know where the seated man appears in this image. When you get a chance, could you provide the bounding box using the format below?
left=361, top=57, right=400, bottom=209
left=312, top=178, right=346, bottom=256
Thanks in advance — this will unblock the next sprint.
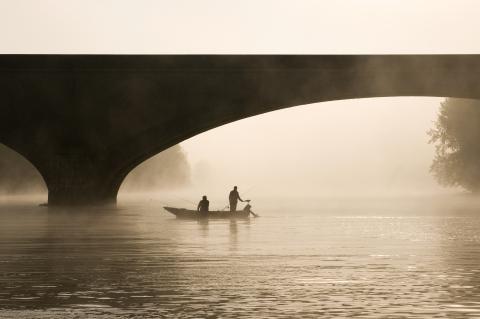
left=197, top=195, right=209, bottom=213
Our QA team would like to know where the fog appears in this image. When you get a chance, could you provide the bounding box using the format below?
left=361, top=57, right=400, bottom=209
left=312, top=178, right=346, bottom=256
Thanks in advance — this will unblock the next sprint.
left=163, top=97, right=451, bottom=202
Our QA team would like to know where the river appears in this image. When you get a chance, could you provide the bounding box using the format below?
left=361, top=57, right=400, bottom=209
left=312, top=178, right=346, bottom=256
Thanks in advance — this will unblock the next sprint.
left=0, top=195, right=480, bottom=318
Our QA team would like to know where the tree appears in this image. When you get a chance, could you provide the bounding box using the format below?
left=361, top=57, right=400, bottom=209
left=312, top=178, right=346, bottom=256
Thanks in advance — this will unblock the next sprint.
left=121, top=144, right=191, bottom=191
left=429, top=98, right=480, bottom=192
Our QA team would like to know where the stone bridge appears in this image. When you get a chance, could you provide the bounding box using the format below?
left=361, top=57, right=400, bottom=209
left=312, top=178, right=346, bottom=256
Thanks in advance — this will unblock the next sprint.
left=1, top=55, right=479, bottom=205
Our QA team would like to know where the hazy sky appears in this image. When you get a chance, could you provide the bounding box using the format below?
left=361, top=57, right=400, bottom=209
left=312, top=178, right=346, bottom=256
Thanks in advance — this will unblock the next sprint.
left=181, top=97, right=445, bottom=198
left=1, top=1, right=480, bottom=53
left=1, top=1, right=473, bottom=199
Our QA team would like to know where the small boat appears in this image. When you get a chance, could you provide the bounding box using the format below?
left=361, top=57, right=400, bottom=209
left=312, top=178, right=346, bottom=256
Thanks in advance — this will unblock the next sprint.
left=164, top=206, right=252, bottom=219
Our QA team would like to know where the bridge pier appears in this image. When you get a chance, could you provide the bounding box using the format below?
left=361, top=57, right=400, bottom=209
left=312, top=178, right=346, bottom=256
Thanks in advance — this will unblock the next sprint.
left=42, top=153, right=118, bottom=206
left=48, top=184, right=117, bottom=206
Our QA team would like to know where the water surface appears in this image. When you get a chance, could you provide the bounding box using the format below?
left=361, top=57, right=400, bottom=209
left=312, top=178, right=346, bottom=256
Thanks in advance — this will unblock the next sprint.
left=1, top=196, right=480, bottom=318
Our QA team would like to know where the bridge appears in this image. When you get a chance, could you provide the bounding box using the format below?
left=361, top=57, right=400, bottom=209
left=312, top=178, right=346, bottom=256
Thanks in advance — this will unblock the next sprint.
left=1, top=55, right=480, bottom=205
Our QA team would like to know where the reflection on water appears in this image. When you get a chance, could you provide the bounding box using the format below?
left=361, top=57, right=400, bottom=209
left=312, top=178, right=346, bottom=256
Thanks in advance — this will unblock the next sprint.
left=1, top=197, right=480, bottom=318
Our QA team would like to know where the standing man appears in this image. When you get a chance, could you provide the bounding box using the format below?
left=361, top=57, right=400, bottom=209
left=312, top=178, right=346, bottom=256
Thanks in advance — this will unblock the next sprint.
left=229, top=186, right=244, bottom=212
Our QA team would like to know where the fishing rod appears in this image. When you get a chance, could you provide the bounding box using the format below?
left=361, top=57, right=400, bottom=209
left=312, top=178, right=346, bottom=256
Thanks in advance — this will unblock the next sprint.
left=170, top=195, right=197, bottom=206
left=242, top=185, right=256, bottom=197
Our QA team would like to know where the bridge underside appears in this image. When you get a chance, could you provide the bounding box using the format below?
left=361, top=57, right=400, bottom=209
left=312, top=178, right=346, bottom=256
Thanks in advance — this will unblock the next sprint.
left=1, top=55, right=480, bottom=205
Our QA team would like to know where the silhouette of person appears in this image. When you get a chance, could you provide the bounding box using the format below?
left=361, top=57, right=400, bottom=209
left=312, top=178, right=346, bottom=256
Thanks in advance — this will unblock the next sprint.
left=197, top=195, right=209, bottom=213
left=229, top=186, right=244, bottom=212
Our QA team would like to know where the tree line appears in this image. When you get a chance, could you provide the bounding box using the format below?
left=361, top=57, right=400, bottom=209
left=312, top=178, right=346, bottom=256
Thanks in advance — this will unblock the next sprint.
left=429, top=98, right=480, bottom=193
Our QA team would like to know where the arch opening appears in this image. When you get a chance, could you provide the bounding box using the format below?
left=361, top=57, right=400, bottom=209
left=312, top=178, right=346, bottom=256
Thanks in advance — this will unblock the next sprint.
left=0, top=143, right=48, bottom=202
left=117, top=96, right=456, bottom=204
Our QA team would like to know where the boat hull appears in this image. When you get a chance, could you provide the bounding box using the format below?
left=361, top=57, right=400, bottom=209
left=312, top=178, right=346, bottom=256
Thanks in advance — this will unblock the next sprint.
left=164, top=206, right=251, bottom=219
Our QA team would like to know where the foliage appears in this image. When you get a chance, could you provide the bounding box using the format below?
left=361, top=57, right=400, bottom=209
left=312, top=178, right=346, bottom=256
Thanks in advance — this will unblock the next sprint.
left=122, top=144, right=191, bottom=191
left=429, top=98, right=480, bottom=192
